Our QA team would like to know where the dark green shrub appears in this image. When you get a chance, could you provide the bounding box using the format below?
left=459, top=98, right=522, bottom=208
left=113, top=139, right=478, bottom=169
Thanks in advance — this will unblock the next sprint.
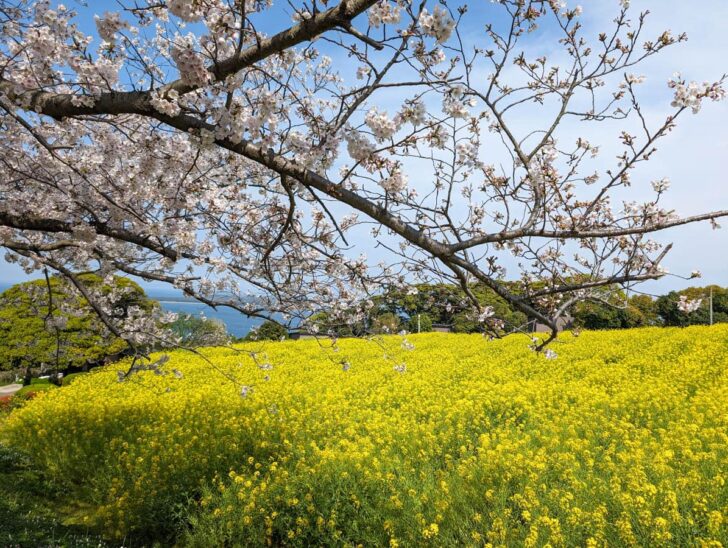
left=246, top=321, right=288, bottom=341
left=407, top=313, right=433, bottom=333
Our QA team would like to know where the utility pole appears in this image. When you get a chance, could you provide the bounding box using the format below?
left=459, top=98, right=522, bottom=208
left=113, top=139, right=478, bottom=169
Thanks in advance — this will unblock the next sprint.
left=417, top=314, right=421, bottom=333
left=710, top=287, right=714, bottom=326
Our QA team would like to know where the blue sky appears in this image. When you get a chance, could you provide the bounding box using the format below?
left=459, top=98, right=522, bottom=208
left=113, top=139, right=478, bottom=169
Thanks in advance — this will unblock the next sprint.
left=1, top=0, right=726, bottom=295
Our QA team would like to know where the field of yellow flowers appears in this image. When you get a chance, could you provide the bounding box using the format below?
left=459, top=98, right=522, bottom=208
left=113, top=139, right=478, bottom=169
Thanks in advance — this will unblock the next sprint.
left=2, top=326, right=728, bottom=545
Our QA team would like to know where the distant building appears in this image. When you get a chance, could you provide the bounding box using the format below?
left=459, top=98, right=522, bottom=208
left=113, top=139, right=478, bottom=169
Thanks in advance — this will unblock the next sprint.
left=527, top=316, right=573, bottom=333
left=288, top=331, right=319, bottom=340
left=431, top=323, right=454, bottom=333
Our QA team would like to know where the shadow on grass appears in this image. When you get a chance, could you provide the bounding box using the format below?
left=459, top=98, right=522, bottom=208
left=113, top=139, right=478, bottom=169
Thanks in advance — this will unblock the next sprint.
left=0, top=443, right=110, bottom=547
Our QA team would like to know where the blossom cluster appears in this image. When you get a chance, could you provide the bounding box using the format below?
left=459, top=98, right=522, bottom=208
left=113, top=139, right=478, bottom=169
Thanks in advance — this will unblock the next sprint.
left=677, top=295, right=702, bottom=313
left=170, top=36, right=211, bottom=87
left=668, top=74, right=727, bottom=114
left=381, top=167, right=408, bottom=193
left=418, top=6, right=455, bottom=44
left=94, top=11, right=129, bottom=43
left=364, top=107, right=398, bottom=142
left=368, top=1, right=401, bottom=28
left=346, top=130, right=376, bottom=162
left=168, top=0, right=204, bottom=22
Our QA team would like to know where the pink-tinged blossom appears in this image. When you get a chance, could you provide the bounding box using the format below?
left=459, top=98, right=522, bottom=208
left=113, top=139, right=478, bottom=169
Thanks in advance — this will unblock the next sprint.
left=94, top=12, right=129, bottom=43
left=368, top=1, right=401, bottom=28
left=668, top=74, right=727, bottom=114
left=150, top=90, right=182, bottom=117
left=651, top=178, right=670, bottom=193
left=380, top=168, right=408, bottom=193
left=677, top=296, right=702, bottom=313
left=168, top=0, right=204, bottom=22
left=171, top=36, right=211, bottom=87
left=364, top=107, right=398, bottom=142
left=396, top=100, right=427, bottom=127
left=418, top=6, right=455, bottom=44
left=346, top=131, right=376, bottom=162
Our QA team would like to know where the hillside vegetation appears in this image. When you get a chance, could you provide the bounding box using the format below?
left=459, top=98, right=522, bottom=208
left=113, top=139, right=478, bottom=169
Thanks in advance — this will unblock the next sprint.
left=2, top=326, right=727, bottom=545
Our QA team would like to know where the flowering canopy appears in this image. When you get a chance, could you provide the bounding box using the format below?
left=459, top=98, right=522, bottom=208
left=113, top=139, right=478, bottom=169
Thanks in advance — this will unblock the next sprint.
left=0, top=0, right=726, bottom=355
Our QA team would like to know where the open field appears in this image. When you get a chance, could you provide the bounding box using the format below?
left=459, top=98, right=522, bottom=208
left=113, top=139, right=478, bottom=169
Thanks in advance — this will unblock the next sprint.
left=2, top=326, right=727, bottom=545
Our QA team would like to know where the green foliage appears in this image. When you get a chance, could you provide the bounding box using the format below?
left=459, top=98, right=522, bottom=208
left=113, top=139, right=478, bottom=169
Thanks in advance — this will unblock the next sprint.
left=374, top=283, right=528, bottom=333
left=247, top=320, right=288, bottom=341
left=0, top=275, right=155, bottom=372
left=452, top=311, right=478, bottom=333
left=371, top=312, right=400, bottom=334
left=571, top=291, right=663, bottom=330
left=0, top=443, right=110, bottom=546
left=407, top=313, right=433, bottom=333
left=14, top=378, right=56, bottom=398
left=656, top=286, right=728, bottom=327
left=168, top=314, right=230, bottom=348
left=304, top=312, right=363, bottom=338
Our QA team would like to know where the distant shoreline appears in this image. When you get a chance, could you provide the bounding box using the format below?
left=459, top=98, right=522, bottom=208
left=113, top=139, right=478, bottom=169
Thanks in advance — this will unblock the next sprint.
left=155, top=299, right=206, bottom=305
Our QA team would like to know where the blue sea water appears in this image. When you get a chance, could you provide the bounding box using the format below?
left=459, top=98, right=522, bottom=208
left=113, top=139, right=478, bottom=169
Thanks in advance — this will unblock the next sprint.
left=156, top=300, right=262, bottom=338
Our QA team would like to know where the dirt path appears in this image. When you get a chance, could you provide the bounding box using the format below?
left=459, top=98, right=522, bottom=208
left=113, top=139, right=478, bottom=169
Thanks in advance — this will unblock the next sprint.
left=0, top=384, right=22, bottom=397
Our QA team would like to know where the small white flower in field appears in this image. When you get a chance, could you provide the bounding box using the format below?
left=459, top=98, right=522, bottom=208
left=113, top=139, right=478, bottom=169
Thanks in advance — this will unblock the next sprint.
left=394, top=363, right=407, bottom=374
left=690, top=270, right=702, bottom=279
left=544, top=349, right=558, bottom=360
left=173, top=369, right=184, bottom=379
left=240, top=385, right=252, bottom=397
left=341, top=361, right=351, bottom=372
left=401, top=339, right=415, bottom=351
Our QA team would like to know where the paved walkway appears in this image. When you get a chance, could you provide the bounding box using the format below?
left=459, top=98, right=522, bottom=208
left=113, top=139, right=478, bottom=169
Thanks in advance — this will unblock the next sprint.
left=0, top=383, right=22, bottom=397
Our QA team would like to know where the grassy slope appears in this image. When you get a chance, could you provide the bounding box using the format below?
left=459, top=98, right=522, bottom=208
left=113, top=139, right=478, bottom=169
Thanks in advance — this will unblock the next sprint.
left=0, top=426, right=107, bottom=546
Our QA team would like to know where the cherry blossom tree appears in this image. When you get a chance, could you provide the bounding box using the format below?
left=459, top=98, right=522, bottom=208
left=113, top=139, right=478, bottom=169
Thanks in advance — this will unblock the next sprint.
left=0, top=0, right=726, bottom=357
